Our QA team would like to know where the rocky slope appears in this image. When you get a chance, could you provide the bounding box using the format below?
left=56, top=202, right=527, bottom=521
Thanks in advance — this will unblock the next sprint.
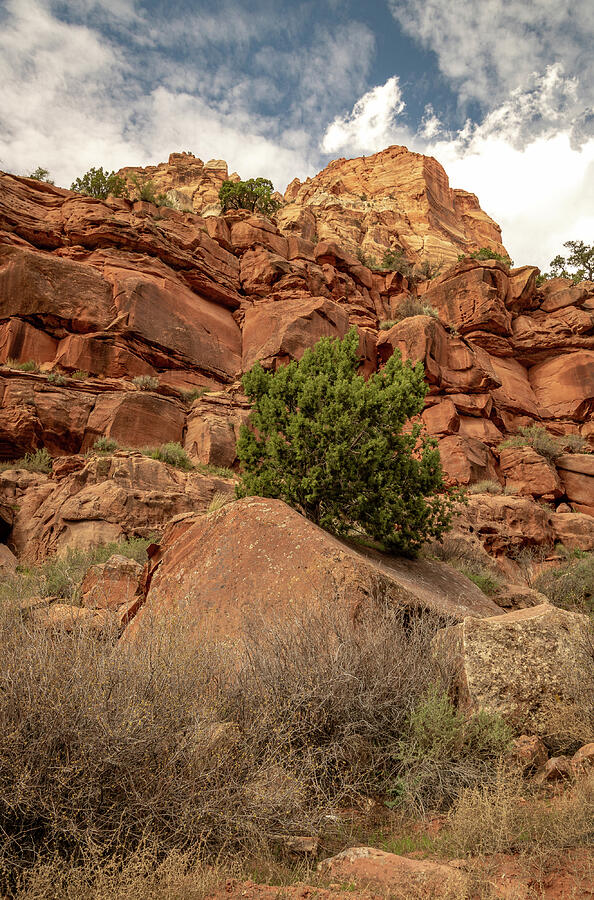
left=0, top=150, right=593, bottom=571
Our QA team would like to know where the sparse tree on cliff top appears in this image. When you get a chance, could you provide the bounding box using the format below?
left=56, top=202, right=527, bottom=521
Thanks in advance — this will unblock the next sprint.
left=70, top=167, right=128, bottom=200
left=237, top=328, right=458, bottom=556
left=28, top=167, right=54, bottom=184
left=548, top=240, right=594, bottom=283
left=218, top=178, right=281, bottom=216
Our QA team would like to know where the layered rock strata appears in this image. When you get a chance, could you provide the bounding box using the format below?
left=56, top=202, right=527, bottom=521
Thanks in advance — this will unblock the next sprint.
left=1, top=157, right=593, bottom=567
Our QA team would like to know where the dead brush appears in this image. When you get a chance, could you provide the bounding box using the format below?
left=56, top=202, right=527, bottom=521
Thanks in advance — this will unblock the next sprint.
left=440, top=765, right=594, bottom=858
left=0, top=595, right=512, bottom=895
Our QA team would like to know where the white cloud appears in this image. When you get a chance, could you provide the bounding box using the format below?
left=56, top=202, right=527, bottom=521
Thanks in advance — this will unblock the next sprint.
left=321, top=76, right=407, bottom=154
left=388, top=0, right=594, bottom=124
left=0, top=0, right=320, bottom=190
left=432, top=130, right=594, bottom=270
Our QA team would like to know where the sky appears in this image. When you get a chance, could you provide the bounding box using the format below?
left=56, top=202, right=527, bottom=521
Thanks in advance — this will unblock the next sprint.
left=0, top=0, right=592, bottom=269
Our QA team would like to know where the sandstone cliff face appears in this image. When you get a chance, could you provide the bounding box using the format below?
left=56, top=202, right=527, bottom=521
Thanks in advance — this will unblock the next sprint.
left=0, top=156, right=593, bottom=566
left=282, top=145, right=507, bottom=265
left=118, top=151, right=241, bottom=215
left=117, top=145, right=507, bottom=266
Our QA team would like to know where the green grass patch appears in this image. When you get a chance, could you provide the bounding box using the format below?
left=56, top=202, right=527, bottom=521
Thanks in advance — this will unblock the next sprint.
left=0, top=448, right=53, bottom=474
left=1, top=538, right=152, bottom=607
left=142, top=441, right=192, bottom=470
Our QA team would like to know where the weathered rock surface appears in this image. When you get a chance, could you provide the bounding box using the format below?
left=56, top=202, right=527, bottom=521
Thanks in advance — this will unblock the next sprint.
left=118, top=151, right=237, bottom=214
left=498, top=446, right=563, bottom=498
left=434, top=603, right=594, bottom=736
left=555, top=453, right=594, bottom=515
left=283, top=145, right=506, bottom=266
left=317, top=847, right=466, bottom=896
left=81, top=553, right=144, bottom=610
left=126, top=497, right=501, bottom=643
left=0, top=452, right=235, bottom=562
left=1, top=153, right=593, bottom=563
left=453, top=495, right=555, bottom=556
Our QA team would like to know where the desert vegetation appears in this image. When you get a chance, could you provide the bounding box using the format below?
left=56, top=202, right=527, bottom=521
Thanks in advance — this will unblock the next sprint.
left=546, top=239, right=594, bottom=283
left=0, top=448, right=53, bottom=474
left=0, top=597, right=513, bottom=894
left=70, top=167, right=128, bottom=200
left=379, top=297, right=439, bottom=329
left=0, top=585, right=591, bottom=897
left=499, top=424, right=589, bottom=460
left=458, top=247, right=514, bottom=267
left=0, top=539, right=151, bottom=609
left=132, top=374, right=160, bottom=391
left=218, top=177, right=281, bottom=215
left=28, top=166, right=54, bottom=184
left=237, top=328, right=459, bottom=555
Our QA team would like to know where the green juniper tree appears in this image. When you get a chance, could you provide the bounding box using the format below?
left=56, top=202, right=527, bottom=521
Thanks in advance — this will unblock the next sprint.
left=218, top=178, right=281, bottom=215
left=237, top=329, right=458, bottom=555
left=548, top=240, right=594, bottom=283
left=70, top=166, right=128, bottom=199
left=28, top=166, right=54, bottom=184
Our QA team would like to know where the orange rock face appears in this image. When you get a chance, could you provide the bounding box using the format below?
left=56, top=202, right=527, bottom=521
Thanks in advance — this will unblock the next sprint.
left=118, top=151, right=236, bottom=214
left=282, top=145, right=506, bottom=266
left=125, top=497, right=501, bottom=645
left=1, top=151, right=593, bottom=566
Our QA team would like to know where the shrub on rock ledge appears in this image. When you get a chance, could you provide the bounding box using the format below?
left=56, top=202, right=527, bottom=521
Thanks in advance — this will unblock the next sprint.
left=237, top=328, right=458, bottom=555
left=218, top=177, right=280, bottom=215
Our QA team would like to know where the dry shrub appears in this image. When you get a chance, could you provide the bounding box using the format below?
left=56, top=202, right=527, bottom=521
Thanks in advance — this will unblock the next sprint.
left=9, top=848, right=229, bottom=900
left=533, top=552, right=594, bottom=615
left=0, top=539, right=151, bottom=607
left=539, top=627, right=594, bottom=752
left=0, top=597, right=511, bottom=894
left=442, top=767, right=594, bottom=857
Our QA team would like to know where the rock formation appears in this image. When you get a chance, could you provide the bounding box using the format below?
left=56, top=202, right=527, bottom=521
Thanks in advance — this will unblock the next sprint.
left=434, top=603, right=594, bottom=736
left=124, top=497, right=501, bottom=646
left=0, top=149, right=593, bottom=576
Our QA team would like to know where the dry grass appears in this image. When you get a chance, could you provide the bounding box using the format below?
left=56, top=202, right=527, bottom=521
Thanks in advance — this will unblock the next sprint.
left=441, top=767, right=594, bottom=857
left=8, top=850, right=230, bottom=900
left=0, top=448, right=52, bottom=474
left=0, top=596, right=514, bottom=895
left=206, top=491, right=234, bottom=514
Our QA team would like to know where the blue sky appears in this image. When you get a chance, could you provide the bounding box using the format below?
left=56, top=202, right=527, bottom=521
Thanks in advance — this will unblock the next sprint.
left=1, top=0, right=593, bottom=268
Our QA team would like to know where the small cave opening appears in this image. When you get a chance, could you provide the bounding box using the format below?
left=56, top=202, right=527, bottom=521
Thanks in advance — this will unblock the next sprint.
left=0, top=515, right=12, bottom=545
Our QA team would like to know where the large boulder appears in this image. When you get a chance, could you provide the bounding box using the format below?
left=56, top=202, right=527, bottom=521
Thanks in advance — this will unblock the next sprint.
left=422, top=260, right=512, bottom=335
left=434, top=603, right=594, bottom=736
left=125, top=497, right=501, bottom=644
left=107, top=266, right=241, bottom=380
left=529, top=351, right=594, bottom=420
left=498, top=446, right=563, bottom=498
left=81, top=554, right=144, bottom=610
left=0, top=375, right=96, bottom=456
left=437, top=434, right=498, bottom=485
left=454, top=494, right=555, bottom=555
left=376, top=315, right=500, bottom=393
left=551, top=511, right=594, bottom=551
